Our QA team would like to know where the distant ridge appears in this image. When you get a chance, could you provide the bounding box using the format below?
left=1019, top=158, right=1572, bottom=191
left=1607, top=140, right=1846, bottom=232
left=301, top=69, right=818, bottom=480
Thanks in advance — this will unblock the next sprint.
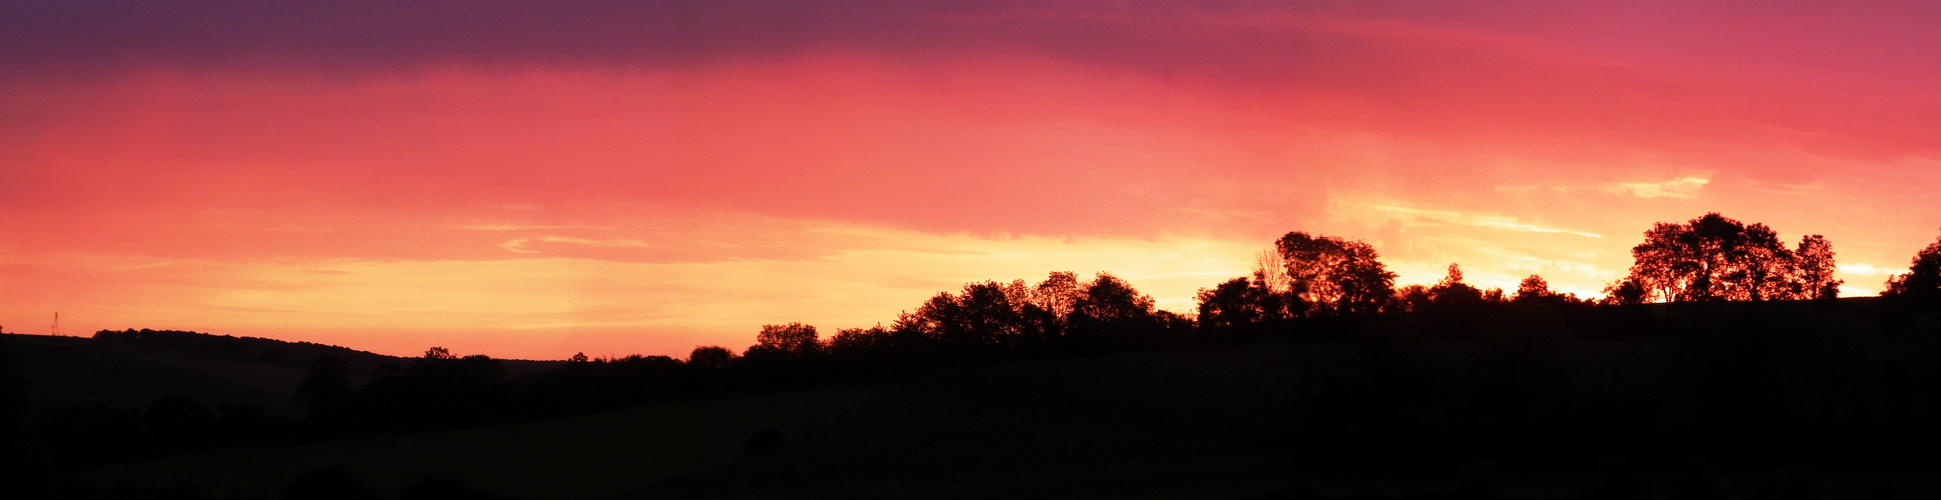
left=93, top=329, right=402, bottom=379
left=89, top=329, right=563, bottom=378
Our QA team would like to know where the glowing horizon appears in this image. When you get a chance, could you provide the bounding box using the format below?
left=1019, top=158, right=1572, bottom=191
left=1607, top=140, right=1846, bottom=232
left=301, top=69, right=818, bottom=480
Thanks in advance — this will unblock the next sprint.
left=5, top=2, right=1941, bottom=358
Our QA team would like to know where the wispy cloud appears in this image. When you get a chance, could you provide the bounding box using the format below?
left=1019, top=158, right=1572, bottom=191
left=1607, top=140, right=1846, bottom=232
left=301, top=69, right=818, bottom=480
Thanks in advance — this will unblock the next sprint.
left=1838, top=262, right=1900, bottom=276
left=462, top=224, right=616, bottom=231
left=500, top=236, right=651, bottom=254
left=1745, top=180, right=1824, bottom=196
left=1369, top=205, right=1602, bottom=238
left=539, top=236, right=651, bottom=248
left=1608, top=176, right=1711, bottom=199
left=500, top=239, right=541, bottom=254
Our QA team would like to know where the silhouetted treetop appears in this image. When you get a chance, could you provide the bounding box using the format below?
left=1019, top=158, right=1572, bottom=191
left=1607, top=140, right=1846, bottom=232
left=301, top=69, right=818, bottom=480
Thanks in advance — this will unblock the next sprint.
left=1430, top=263, right=1486, bottom=308
left=1196, top=277, right=1268, bottom=327
left=1515, top=275, right=1551, bottom=301
left=688, top=346, right=735, bottom=369
left=1032, top=271, right=1082, bottom=319
left=883, top=271, right=1174, bottom=353
left=1884, top=230, right=1941, bottom=307
left=1196, top=232, right=1394, bottom=324
left=1272, top=232, right=1397, bottom=316
left=1795, top=234, right=1842, bottom=300
left=754, top=323, right=819, bottom=357
left=1509, top=274, right=1581, bottom=305
left=1610, top=213, right=1837, bottom=303
left=1072, top=273, right=1156, bottom=325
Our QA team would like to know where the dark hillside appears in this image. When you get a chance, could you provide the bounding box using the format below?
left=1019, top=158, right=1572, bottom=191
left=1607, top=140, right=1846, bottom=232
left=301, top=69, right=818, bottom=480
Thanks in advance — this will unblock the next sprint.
left=10, top=331, right=568, bottom=414
left=73, top=299, right=1941, bottom=499
left=648, top=298, right=1941, bottom=498
left=88, top=329, right=564, bottom=381
left=11, top=335, right=300, bottom=412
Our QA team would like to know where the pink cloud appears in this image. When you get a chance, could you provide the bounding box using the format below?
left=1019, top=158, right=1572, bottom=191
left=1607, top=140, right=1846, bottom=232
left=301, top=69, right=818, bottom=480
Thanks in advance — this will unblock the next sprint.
left=5, top=2, right=1941, bottom=356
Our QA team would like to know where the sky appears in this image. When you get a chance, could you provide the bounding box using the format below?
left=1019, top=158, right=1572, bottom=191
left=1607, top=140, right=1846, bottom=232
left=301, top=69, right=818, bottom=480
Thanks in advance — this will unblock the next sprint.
left=4, top=1, right=1941, bottom=359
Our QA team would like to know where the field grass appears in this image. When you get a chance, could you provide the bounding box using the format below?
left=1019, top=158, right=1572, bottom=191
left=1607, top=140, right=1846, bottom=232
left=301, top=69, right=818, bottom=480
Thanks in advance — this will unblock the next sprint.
left=76, top=343, right=1316, bottom=498
left=68, top=338, right=1941, bottom=499
left=78, top=383, right=884, bottom=499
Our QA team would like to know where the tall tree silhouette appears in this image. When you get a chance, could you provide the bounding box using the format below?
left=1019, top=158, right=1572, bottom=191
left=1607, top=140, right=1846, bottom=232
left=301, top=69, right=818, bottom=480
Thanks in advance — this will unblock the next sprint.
left=1271, top=232, right=1397, bottom=316
left=1794, top=234, right=1842, bottom=300
left=1429, top=264, right=1486, bottom=308
left=1618, top=213, right=1830, bottom=302
left=1883, top=231, right=1941, bottom=308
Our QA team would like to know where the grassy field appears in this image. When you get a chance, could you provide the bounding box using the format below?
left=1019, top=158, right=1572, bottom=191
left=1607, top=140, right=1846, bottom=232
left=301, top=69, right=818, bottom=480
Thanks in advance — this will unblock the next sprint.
left=74, top=343, right=1313, bottom=498
left=78, top=384, right=884, bottom=499
left=68, top=339, right=1941, bottom=499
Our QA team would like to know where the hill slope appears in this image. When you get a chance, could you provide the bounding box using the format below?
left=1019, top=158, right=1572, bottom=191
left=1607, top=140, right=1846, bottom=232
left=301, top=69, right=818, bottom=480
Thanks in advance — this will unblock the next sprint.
left=8, top=331, right=566, bottom=414
left=11, top=334, right=304, bottom=412
left=73, top=326, right=1941, bottom=499
left=75, top=343, right=1310, bottom=498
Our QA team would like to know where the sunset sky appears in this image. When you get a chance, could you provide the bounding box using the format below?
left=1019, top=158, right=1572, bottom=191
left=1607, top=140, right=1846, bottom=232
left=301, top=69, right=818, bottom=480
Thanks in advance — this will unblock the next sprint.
left=5, top=1, right=1941, bottom=359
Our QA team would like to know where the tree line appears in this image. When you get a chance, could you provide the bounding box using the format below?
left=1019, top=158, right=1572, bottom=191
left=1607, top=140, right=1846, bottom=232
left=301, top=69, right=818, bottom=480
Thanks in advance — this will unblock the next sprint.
left=12, top=212, right=1941, bottom=493
left=283, top=212, right=1941, bottom=433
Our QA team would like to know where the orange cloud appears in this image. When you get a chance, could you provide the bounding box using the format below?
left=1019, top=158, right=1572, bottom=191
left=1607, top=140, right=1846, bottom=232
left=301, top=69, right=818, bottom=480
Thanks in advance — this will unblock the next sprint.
left=5, top=2, right=1941, bottom=357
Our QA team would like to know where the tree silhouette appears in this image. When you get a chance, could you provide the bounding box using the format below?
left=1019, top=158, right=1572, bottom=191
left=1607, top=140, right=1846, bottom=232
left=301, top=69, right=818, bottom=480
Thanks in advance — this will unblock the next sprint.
left=1618, top=213, right=1831, bottom=302
left=1883, top=231, right=1941, bottom=308
left=1602, top=278, right=1648, bottom=305
left=688, top=346, right=735, bottom=369
left=1195, top=277, right=1262, bottom=327
left=1271, top=232, right=1397, bottom=316
left=896, top=271, right=1158, bottom=352
left=1030, top=271, right=1082, bottom=320
left=1429, top=264, right=1485, bottom=308
left=1060, top=272, right=1162, bottom=348
left=1513, top=274, right=1580, bottom=304
left=341, top=348, right=511, bottom=429
left=1794, top=234, right=1842, bottom=300
left=1514, top=275, right=1553, bottom=302
left=1193, top=271, right=1302, bottom=327
left=952, top=281, right=1031, bottom=348
left=754, top=323, right=820, bottom=357
left=1394, top=284, right=1434, bottom=313
left=1071, top=272, right=1157, bottom=328
left=826, top=326, right=888, bottom=354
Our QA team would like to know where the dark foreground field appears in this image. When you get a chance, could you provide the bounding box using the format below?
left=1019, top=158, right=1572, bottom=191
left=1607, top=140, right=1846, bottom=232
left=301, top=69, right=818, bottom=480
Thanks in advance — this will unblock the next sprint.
left=68, top=303, right=1941, bottom=499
